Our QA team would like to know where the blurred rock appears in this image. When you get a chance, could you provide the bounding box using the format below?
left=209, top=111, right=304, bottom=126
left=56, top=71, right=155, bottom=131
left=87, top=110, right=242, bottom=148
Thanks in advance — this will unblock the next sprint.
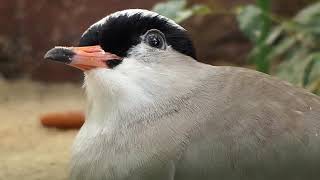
left=185, top=0, right=311, bottom=65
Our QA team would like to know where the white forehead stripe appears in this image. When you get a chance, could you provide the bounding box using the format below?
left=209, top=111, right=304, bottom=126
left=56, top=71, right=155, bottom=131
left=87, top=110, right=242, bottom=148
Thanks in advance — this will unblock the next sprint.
left=91, top=9, right=185, bottom=31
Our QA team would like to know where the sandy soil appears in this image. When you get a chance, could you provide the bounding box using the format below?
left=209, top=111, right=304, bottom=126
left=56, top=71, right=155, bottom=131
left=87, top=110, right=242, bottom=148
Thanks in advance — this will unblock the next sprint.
left=0, top=78, right=85, bottom=180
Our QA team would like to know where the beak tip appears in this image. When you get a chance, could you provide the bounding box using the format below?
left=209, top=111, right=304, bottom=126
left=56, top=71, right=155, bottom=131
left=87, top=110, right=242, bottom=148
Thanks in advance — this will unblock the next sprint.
left=43, top=47, right=75, bottom=64
left=43, top=51, right=53, bottom=60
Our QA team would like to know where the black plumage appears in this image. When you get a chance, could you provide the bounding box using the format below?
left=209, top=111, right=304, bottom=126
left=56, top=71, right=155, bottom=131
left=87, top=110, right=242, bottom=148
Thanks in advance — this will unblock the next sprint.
left=79, top=12, right=197, bottom=60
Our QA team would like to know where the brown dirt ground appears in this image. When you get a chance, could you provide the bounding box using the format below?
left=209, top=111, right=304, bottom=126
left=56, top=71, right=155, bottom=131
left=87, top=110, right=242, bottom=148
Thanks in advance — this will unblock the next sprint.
left=0, top=78, right=85, bottom=180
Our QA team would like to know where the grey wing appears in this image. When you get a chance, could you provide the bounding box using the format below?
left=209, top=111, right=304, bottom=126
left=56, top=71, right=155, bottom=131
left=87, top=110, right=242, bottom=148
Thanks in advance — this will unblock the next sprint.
left=174, top=67, right=320, bottom=180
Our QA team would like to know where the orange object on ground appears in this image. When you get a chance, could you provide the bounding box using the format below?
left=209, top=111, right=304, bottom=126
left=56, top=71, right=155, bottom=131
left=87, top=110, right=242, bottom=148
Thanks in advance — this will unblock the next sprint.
left=40, top=111, right=85, bottom=129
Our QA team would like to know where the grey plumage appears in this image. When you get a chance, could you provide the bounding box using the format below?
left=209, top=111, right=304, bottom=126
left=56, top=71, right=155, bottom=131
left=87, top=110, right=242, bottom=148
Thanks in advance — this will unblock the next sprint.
left=72, top=63, right=320, bottom=180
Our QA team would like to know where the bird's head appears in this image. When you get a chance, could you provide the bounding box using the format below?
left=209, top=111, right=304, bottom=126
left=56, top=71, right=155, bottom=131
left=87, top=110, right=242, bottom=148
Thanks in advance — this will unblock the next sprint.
left=45, top=9, right=199, bottom=109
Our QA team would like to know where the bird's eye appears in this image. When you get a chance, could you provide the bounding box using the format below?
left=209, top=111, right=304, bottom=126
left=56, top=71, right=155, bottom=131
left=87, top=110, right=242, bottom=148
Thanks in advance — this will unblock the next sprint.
left=144, top=29, right=166, bottom=50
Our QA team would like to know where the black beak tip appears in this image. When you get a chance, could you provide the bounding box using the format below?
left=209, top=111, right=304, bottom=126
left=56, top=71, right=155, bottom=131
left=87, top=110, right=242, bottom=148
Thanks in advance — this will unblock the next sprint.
left=44, top=47, right=75, bottom=64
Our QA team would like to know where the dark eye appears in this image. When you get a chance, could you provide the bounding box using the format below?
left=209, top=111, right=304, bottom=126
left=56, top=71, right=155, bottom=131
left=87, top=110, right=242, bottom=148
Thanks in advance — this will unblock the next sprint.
left=144, top=29, right=166, bottom=50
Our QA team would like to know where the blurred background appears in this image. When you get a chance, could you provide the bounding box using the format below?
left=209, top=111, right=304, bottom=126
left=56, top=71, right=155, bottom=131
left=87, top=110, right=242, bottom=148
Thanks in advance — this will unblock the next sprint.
left=0, top=0, right=319, bottom=179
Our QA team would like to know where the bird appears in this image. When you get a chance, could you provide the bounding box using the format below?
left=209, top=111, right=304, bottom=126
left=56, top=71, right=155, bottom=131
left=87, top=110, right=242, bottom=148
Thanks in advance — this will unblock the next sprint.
left=44, top=9, right=320, bottom=180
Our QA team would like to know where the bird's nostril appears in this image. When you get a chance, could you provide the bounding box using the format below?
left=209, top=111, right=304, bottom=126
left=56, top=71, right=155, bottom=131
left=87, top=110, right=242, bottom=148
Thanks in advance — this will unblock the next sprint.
left=105, top=59, right=123, bottom=69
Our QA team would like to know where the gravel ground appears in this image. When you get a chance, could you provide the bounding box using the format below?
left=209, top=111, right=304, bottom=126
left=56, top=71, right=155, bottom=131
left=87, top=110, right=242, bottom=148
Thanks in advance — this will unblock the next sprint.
left=0, top=78, right=85, bottom=180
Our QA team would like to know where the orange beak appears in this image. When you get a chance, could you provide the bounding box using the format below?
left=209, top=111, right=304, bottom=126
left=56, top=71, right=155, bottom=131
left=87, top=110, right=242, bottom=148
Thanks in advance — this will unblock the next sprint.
left=44, top=45, right=122, bottom=71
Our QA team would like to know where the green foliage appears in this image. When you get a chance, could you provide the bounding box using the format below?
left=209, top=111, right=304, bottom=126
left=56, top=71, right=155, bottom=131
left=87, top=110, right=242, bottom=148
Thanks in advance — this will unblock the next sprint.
left=152, top=0, right=211, bottom=23
left=237, top=5, right=265, bottom=43
left=237, top=1, right=320, bottom=95
left=254, top=0, right=271, bottom=73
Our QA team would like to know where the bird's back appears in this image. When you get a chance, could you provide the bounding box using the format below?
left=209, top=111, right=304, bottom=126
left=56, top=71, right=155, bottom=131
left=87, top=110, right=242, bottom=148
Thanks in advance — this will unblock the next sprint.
left=172, top=65, right=320, bottom=180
